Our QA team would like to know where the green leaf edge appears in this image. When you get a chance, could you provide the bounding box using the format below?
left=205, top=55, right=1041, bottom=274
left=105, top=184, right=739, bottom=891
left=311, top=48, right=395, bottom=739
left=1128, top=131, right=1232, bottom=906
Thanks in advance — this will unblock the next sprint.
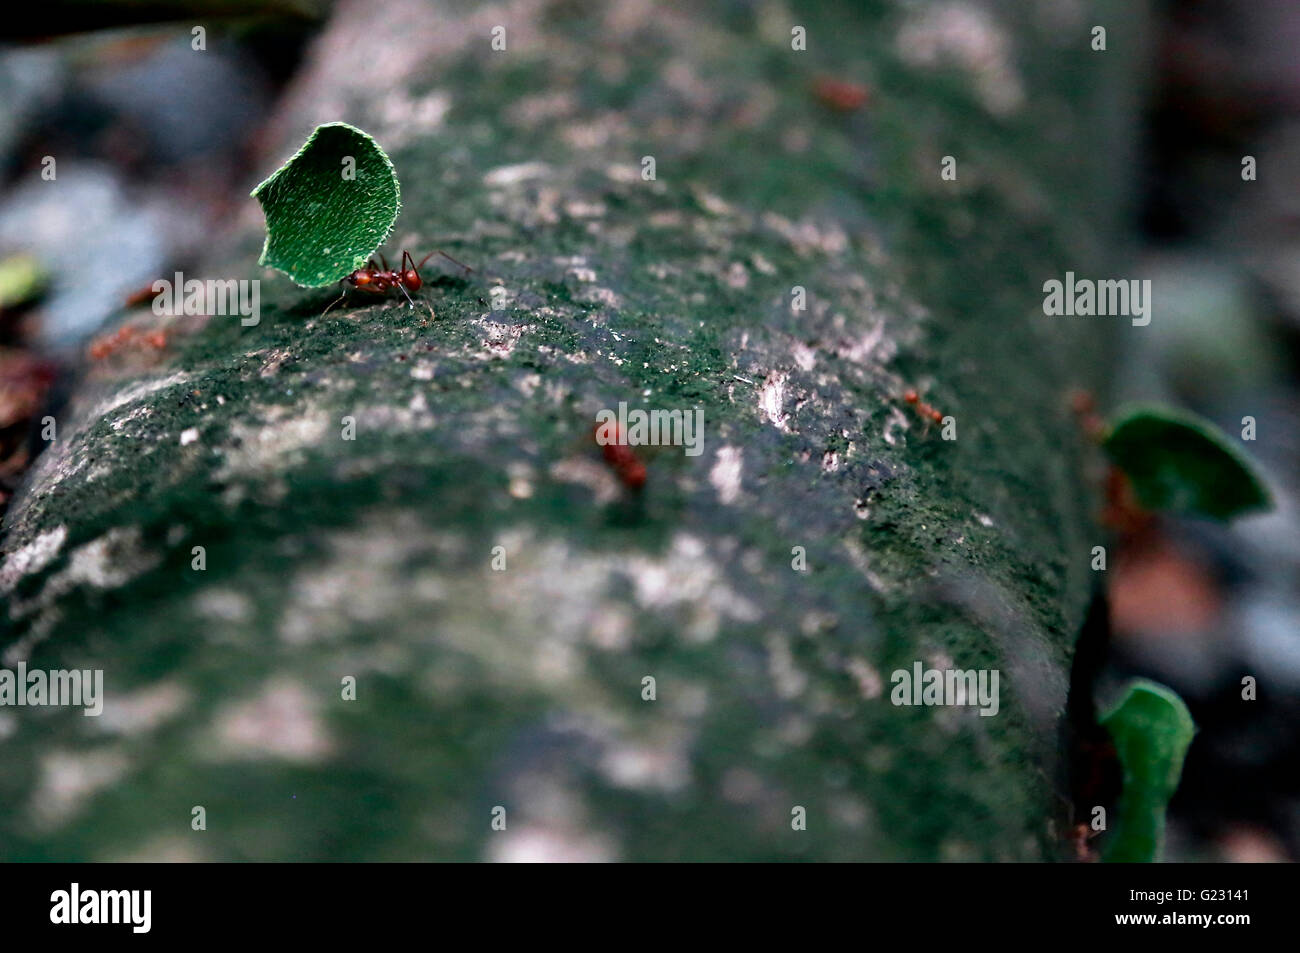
left=1102, top=402, right=1274, bottom=521
left=1099, top=679, right=1197, bottom=863
left=249, top=121, right=402, bottom=288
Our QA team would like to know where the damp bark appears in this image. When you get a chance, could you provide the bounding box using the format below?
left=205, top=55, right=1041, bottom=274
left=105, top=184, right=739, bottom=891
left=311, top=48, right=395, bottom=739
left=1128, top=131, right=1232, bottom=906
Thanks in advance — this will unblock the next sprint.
left=0, top=0, right=1143, bottom=860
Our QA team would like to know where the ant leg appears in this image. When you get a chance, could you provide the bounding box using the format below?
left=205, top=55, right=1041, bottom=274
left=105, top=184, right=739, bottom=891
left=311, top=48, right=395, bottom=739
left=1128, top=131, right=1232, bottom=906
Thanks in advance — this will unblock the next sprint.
left=920, top=409, right=935, bottom=437
left=401, top=251, right=422, bottom=286
left=379, top=253, right=389, bottom=272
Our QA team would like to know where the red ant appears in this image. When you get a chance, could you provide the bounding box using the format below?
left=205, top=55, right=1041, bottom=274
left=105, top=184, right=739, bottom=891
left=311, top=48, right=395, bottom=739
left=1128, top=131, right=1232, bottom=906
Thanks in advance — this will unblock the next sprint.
left=902, top=388, right=945, bottom=431
left=1068, top=388, right=1106, bottom=442
left=89, top=324, right=168, bottom=361
left=123, top=283, right=162, bottom=309
left=594, top=423, right=646, bottom=491
left=1066, top=389, right=1152, bottom=533
left=322, top=249, right=472, bottom=316
left=1069, top=822, right=1102, bottom=862
left=812, top=76, right=871, bottom=113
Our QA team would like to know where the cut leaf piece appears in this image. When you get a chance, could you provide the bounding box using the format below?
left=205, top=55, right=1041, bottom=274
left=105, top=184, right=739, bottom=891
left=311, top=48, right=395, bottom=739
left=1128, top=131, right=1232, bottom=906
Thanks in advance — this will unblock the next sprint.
left=251, top=122, right=400, bottom=288
left=1100, top=680, right=1195, bottom=863
left=0, top=254, right=47, bottom=310
left=1103, top=404, right=1272, bottom=521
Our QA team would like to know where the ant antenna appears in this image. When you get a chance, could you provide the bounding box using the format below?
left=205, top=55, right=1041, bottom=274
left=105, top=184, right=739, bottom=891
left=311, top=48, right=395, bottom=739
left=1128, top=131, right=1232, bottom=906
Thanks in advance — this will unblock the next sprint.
left=441, top=250, right=473, bottom=273
left=416, top=250, right=474, bottom=274
left=321, top=286, right=347, bottom=317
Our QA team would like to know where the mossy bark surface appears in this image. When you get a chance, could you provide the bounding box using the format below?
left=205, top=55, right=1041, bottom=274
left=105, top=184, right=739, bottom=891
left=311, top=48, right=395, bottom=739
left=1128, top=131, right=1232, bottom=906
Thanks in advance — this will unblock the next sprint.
left=0, top=0, right=1135, bottom=860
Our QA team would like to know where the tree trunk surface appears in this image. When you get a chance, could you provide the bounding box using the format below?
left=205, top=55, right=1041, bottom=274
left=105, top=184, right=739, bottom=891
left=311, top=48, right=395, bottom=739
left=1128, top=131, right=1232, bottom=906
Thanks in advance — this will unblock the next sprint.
left=0, top=0, right=1139, bottom=860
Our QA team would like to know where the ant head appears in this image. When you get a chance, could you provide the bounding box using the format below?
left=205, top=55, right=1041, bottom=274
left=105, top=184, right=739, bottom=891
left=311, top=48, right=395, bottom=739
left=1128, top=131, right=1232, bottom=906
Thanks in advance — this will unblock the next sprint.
left=403, top=270, right=422, bottom=291
left=902, top=389, right=919, bottom=404
left=353, top=271, right=373, bottom=288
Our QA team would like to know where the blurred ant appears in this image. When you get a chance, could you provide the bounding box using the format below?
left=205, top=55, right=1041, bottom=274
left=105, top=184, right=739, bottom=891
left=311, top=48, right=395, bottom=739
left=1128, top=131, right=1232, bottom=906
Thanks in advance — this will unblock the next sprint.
left=1066, top=389, right=1151, bottom=532
left=902, top=388, right=945, bottom=433
left=594, top=422, right=646, bottom=491
left=812, top=76, right=871, bottom=112
left=89, top=324, right=168, bottom=361
left=322, top=249, right=472, bottom=317
left=1069, top=822, right=1102, bottom=862
left=1068, top=388, right=1106, bottom=442
left=123, top=283, right=162, bottom=309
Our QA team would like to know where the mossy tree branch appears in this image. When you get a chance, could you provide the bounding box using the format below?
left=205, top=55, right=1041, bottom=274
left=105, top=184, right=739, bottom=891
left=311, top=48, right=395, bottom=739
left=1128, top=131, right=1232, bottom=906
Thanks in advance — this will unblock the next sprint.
left=0, top=0, right=1140, bottom=860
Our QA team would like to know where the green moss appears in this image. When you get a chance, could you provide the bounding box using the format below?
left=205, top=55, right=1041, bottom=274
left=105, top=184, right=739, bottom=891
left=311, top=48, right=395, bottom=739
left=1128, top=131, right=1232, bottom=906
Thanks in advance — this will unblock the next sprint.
left=0, top=0, right=1126, bottom=860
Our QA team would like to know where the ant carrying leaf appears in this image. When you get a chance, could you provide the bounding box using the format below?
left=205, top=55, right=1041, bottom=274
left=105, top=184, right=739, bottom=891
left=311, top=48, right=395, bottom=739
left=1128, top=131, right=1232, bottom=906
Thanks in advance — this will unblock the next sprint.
left=322, top=249, right=472, bottom=318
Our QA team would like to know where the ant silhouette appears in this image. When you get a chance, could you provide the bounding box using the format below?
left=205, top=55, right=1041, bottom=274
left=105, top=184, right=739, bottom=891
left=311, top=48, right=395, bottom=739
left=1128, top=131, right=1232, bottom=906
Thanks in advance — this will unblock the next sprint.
left=322, top=249, right=472, bottom=317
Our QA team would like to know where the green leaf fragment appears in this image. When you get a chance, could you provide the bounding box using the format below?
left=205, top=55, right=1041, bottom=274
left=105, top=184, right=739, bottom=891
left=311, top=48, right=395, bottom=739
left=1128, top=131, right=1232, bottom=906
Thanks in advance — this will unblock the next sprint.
left=1100, top=680, right=1196, bottom=863
left=0, top=254, right=47, bottom=310
left=251, top=122, right=400, bottom=288
left=1103, top=404, right=1273, bottom=521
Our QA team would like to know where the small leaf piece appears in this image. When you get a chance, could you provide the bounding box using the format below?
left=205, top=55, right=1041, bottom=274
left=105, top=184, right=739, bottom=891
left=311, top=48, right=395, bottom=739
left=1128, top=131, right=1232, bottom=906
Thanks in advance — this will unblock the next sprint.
left=1100, top=680, right=1195, bottom=863
left=0, top=254, right=47, bottom=310
left=251, top=122, right=400, bottom=288
left=1103, top=405, right=1272, bottom=521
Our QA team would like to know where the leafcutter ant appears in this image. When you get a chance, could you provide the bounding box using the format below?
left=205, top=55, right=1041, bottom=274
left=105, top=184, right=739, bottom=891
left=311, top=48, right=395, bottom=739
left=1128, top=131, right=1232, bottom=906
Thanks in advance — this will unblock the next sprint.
left=812, top=76, right=871, bottom=112
left=902, top=387, right=947, bottom=434
left=322, top=249, right=472, bottom=317
left=1069, top=822, right=1102, bottom=862
left=593, top=422, right=647, bottom=491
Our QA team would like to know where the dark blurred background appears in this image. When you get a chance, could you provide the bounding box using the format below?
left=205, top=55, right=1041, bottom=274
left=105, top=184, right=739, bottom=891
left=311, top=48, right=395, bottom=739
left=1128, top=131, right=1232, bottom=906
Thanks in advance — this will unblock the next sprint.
left=1107, top=0, right=1300, bottom=862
